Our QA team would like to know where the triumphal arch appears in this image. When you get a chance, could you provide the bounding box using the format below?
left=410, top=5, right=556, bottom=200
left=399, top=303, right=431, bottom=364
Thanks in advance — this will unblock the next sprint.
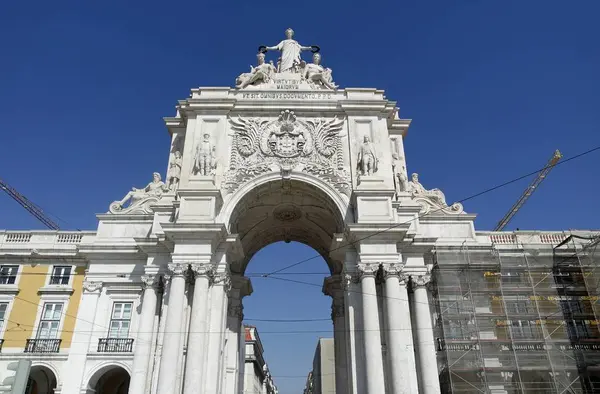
left=93, top=29, right=470, bottom=394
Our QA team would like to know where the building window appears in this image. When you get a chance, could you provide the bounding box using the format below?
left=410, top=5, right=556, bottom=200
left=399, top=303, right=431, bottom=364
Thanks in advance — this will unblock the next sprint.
left=0, top=265, right=18, bottom=285
left=109, top=303, right=132, bottom=338
left=446, top=319, right=471, bottom=339
left=49, top=266, right=71, bottom=285
left=506, top=299, right=533, bottom=314
left=0, top=302, right=7, bottom=329
left=511, top=320, right=539, bottom=339
left=37, top=303, right=63, bottom=339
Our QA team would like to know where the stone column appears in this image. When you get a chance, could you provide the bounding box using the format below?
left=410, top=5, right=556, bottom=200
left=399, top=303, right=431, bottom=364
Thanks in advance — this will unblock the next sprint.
left=156, top=263, right=188, bottom=394
left=183, top=263, right=213, bottom=394
left=411, top=273, right=441, bottom=394
left=224, top=285, right=244, bottom=394
left=203, top=271, right=231, bottom=394
left=60, top=279, right=102, bottom=394
left=382, top=265, right=419, bottom=394
left=358, top=263, right=386, bottom=394
left=344, top=271, right=363, bottom=394
left=129, top=274, right=160, bottom=394
left=324, top=275, right=347, bottom=394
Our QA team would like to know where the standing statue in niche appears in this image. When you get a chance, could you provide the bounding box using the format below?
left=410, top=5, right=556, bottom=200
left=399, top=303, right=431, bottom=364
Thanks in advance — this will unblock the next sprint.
left=392, top=153, right=408, bottom=194
left=194, top=133, right=216, bottom=176
left=167, top=151, right=182, bottom=191
left=264, top=28, right=314, bottom=73
left=408, top=173, right=448, bottom=207
left=110, top=172, right=168, bottom=214
left=304, top=52, right=336, bottom=90
left=357, top=136, right=378, bottom=176
left=235, top=53, right=276, bottom=89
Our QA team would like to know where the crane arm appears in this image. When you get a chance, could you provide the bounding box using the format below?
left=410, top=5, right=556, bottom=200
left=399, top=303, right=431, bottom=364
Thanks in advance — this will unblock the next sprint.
left=494, top=150, right=562, bottom=231
left=0, top=179, right=60, bottom=230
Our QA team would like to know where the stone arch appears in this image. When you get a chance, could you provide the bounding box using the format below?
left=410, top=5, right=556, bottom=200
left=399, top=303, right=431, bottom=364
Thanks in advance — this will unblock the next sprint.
left=222, top=173, right=348, bottom=275
left=219, top=171, right=351, bottom=228
left=85, top=362, right=131, bottom=394
left=27, top=363, right=59, bottom=394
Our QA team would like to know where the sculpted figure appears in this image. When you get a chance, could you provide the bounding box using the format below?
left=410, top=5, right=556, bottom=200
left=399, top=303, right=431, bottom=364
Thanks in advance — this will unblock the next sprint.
left=265, top=28, right=312, bottom=73
left=357, top=136, right=378, bottom=175
left=116, top=172, right=167, bottom=208
left=194, top=133, right=216, bottom=176
left=167, top=151, right=182, bottom=191
left=304, top=53, right=336, bottom=90
left=392, top=153, right=408, bottom=193
left=409, top=173, right=448, bottom=206
left=235, top=53, right=276, bottom=89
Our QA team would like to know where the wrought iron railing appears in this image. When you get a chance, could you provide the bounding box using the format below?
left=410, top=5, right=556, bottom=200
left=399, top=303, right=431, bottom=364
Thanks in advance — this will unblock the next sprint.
left=97, top=338, right=134, bottom=353
left=24, top=338, right=61, bottom=353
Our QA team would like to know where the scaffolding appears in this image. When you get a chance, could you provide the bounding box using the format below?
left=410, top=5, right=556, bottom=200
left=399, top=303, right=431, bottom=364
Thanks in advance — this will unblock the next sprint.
left=432, top=232, right=600, bottom=393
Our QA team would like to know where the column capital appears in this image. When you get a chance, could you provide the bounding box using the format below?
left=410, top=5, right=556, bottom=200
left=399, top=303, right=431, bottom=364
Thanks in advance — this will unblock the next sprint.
left=212, top=271, right=232, bottom=293
left=381, top=263, right=404, bottom=279
left=342, top=272, right=360, bottom=289
left=411, top=273, right=432, bottom=289
left=141, top=274, right=160, bottom=290
left=167, top=262, right=188, bottom=277
left=82, top=280, right=103, bottom=294
left=357, top=262, right=380, bottom=279
left=190, top=262, right=215, bottom=278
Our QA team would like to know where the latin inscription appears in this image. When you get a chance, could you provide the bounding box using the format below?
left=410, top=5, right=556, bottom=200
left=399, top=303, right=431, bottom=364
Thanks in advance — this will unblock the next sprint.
left=240, top=92, right=335, bottom=100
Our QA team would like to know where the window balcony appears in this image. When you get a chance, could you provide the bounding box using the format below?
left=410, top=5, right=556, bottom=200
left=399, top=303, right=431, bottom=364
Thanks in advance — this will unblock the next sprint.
left=97, top=338, right=134, bottom=353
left=25, top=338, right=61, bottom=353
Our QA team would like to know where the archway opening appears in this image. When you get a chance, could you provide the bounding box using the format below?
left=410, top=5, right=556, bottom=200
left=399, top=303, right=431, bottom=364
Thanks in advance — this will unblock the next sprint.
left=87, top=366, right=130, bottom=394
left=228, top=179, right=346, bottom=275
left=228, top=179, right=346, bottom=394
left=26, top=366, right=57, bottom=394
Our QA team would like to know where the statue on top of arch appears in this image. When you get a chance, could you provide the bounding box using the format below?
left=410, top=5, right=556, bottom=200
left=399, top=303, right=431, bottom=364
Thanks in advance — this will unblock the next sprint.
left=235, top=28, right=337, bottom=90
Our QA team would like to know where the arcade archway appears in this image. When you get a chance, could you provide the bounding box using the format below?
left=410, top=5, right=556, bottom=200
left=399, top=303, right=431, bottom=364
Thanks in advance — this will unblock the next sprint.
left=86, top=365, right=130, bottom=394
left=26, top=365, right=57, bottom=394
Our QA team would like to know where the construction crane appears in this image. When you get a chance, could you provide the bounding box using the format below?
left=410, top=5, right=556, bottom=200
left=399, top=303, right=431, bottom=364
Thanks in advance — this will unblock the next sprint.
left=0, top=178, right=60, bottom=230
left=494, top=149, right=562, bottom=231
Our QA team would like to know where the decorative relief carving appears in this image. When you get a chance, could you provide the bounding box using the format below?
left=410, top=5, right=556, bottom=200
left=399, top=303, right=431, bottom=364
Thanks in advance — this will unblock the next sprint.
left=228, top=304, right=244, bottom=319
left=357, top=262, right=380, bottom=278
left=82, top=280, right=102, bottom=293
left=109, top=172, right=168, bottom=214
left=408, top=173, right=464, bottom=215
left=273, top=204, right=302, bottom=222
left=225, top=110, right=349, bottom=195
left=331, top=303, right=345, bottom=319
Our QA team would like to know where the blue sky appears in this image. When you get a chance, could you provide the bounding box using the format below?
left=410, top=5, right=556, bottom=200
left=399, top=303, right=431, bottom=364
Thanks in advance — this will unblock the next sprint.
left=1, top=0, right=599, bottom=392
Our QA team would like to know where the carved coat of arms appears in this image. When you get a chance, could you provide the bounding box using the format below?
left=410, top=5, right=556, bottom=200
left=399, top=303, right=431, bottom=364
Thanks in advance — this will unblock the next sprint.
left=225, top=110, right=349, bottom=195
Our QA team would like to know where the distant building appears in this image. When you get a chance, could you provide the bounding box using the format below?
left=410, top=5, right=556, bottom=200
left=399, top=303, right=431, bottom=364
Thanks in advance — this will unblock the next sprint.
left=304, top=338, right=336, bottom=394
left=244, top=325, right=278, bottom=394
